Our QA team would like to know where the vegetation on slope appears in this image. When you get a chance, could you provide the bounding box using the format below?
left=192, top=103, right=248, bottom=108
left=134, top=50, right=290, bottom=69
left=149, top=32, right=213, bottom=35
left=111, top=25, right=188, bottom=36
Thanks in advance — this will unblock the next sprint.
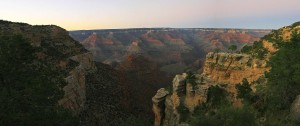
left=189, top=22, right=300, bottom=126
left=0, top=35, right=78, bottom=126
left=262, top=30, right=300, bottom=123
left=190, top=85, right=256, bottom=126
left=241, top=41, right=268, bottom=59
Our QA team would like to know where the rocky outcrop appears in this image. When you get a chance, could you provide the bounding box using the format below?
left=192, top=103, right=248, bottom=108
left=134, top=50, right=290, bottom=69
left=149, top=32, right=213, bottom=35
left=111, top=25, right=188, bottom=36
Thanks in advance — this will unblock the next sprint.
left=58, top=52, right=96, bottom=113
left=153, top=51, right=270, bottom=126
left=152, top=22, right=300, bottom=126
left=153, top=73, right=210, bottom=126
left=161, top=73, right=187, bottom=126
left=152, top=88, right=169, bottom=126
left=173, top=73, right=188, bottom=96
left=203, top=52, right=269, bottom=93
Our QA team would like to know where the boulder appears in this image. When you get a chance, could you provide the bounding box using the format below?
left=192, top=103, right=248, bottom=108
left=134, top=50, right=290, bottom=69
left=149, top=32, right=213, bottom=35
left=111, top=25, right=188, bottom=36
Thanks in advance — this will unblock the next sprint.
left=152, top=88, right=169, bottom=105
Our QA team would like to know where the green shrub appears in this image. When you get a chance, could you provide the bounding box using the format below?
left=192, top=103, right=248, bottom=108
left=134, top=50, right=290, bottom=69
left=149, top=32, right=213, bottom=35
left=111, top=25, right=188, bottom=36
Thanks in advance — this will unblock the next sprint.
left=206, top=85, right=229, bottom=107
left=252, top=41, right=268, bottom=59
left=291, top=21, right=300, bottom=28
left=264, top=31, right=300, bottom=111
left=219, top=106, right=256, bottom=126
left=228, top=44, right=237, bottom=52
left=120, top=115, right=152, bottom=126
left=241, top=45, right=252, bottom=54
left=214, top=48, right=220, bottom=53
left=185, top=71, right=197, bottom=89
left=177, top=102, right=190, bottom=122
left=190, top=105, right=256, bottom=126
left=236, top=78, right=253, bottom=103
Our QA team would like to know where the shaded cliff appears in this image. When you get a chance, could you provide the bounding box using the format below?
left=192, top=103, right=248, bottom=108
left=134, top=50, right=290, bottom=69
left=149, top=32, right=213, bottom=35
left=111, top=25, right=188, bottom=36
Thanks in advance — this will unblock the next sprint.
left=116, top=55, right=172, bottom=118
left=79, top=63, right=127, bottom=126
left=0, top=20, right=88, bottom=112
left=0, top=20, right=127, bottom=125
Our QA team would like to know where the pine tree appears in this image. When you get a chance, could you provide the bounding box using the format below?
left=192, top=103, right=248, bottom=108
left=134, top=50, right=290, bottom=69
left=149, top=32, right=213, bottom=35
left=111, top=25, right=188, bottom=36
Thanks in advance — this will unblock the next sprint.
left=265, top=31, right=300, bottom=110
left=236, top=78, right=253, bottom=103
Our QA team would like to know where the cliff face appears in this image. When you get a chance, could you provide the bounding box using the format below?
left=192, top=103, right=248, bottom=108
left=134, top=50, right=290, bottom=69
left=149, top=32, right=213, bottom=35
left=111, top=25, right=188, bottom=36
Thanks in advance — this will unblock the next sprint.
left=79, top=63, right=127, bottom=126
left=152, top=23, right=300, bottom=126
left=152, top=52, right=270, bottom=125
left=0, top=20, right=126, bottom=125
left=70, top=28, right=271, bottom=76
left=202, top=52, right=269, bottom=93
left=0, top=20, right=89, bottom=113
left=152, top=42, right=272, bottom=126
left=152, top=73, right=210, bottom=126
left=58, top=52, right=96, bottom=112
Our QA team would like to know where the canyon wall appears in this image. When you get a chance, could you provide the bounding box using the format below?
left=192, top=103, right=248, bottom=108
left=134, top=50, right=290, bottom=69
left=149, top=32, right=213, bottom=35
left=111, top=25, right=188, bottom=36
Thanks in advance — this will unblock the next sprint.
left=70, top=28, right=271, bottom=75
left=152, top=23, right=300, bottom=126
left=58, top=52, right=96, bottom=113
left=152, top=51, right=269, bottom=126
left=0, top=20, right=127, bottom=125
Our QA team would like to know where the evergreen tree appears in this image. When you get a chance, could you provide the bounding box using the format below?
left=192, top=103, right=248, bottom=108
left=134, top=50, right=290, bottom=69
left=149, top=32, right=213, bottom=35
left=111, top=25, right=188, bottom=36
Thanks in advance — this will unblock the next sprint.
left=241, top=45, right=252, bottom=54
left=265, top=31, right=300, bottom=110
left=228, top=45, right=237, bottom=53
left=236, top=78, right=253, bottom=103
left=252, top=41, right=268, bottom=59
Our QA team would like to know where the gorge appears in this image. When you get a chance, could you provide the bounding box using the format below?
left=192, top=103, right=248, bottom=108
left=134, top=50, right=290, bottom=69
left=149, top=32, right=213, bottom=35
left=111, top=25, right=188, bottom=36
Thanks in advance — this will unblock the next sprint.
left=1, top=20, right=300, bottom=126
left=152, top=22, right=300, bottom=126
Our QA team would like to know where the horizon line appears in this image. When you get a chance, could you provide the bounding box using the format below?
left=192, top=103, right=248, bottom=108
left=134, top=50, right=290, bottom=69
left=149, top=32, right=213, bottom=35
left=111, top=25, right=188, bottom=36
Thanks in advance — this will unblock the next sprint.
left=68, top=27, right=274, bottom=32
left=0, top=19, right=279, bottom=31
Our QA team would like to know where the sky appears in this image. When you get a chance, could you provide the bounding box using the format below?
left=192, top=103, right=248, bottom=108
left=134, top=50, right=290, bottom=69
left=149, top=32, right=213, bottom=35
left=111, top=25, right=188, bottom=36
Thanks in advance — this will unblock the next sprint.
left=0, top=0, right=300, bottom=30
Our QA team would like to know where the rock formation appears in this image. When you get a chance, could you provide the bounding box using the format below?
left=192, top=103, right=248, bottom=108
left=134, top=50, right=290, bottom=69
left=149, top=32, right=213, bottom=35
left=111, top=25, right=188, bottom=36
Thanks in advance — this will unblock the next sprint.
left=0, top=20, right=127, bottom=125
left=152, top=88, right=169, bottom=126
left=0, top=20, right=88, bottom=113
left=152, top=22, right=300, bottom=126
left=153, top=51, right=270, bottom=125
left=58, top=52, right=96, bottom=113
left=153, top=73, right=210, bottom=126
left=70, top=28, right=271, bottom=75
left=202, top=52, right=269, bottom=93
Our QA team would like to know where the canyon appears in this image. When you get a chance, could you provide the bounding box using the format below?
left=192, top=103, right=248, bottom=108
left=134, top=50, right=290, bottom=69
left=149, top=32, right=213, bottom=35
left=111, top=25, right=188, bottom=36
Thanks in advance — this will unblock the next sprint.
left=0, top=20, right=128, bottom=125
left=152, top=22, right=300, bottom=126
left=69, top=28, right=271, bottom=120
left=2, top=19, right=300, bottom=126
left=69, top=28, right=271, bottom=75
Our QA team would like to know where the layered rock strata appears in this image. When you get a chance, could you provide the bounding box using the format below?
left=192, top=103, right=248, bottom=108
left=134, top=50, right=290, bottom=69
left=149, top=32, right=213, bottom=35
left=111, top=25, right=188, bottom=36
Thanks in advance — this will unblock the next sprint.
left=153, top=52, right=269, bottom=126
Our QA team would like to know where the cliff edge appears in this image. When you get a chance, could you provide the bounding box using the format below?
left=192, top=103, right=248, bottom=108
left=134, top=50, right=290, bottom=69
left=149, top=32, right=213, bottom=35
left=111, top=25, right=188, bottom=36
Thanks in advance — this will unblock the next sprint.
left=152, top=22, right=300, bottom=126
left=0, top=20, right=126, bottom=125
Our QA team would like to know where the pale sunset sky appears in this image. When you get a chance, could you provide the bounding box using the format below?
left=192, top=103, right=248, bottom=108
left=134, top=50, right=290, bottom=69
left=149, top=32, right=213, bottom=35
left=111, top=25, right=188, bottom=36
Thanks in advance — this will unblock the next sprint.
left=0, top=0, right=299, bottom=30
